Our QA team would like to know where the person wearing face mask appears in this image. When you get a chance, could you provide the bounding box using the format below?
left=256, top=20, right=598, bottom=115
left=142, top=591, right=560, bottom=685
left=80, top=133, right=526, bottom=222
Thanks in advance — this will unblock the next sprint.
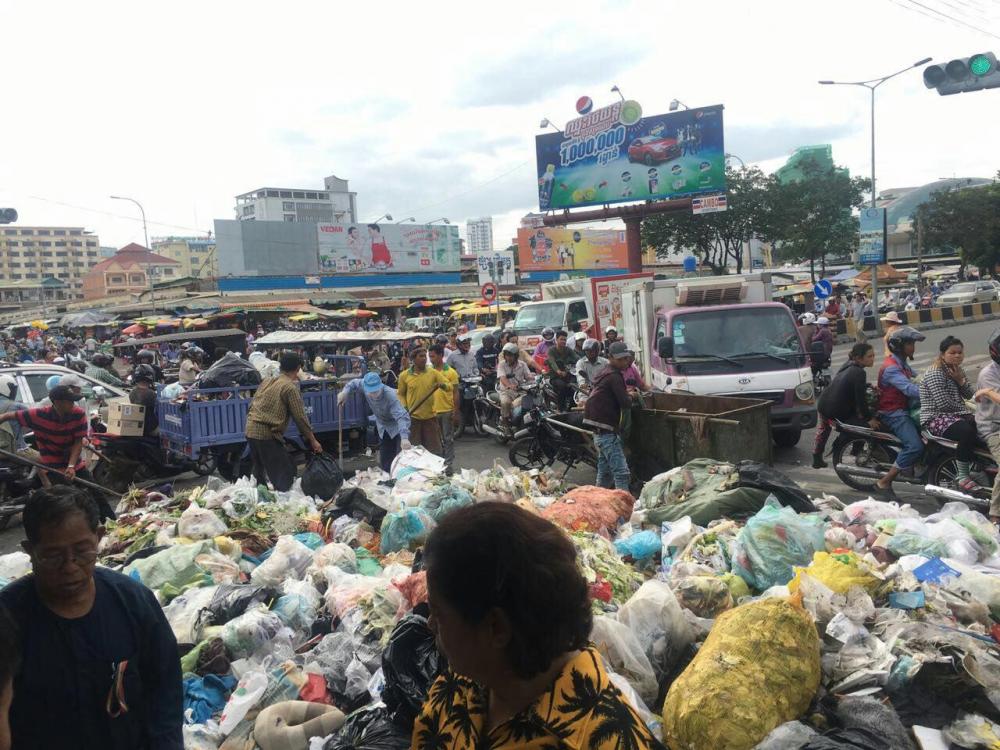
left=340, top=371, right=412, bottom=471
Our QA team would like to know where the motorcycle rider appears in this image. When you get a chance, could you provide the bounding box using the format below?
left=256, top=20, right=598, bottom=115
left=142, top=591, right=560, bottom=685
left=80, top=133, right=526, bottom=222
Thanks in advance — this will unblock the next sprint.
left=973, top=328, right=1000, bottom=524
left=797, top=312, right=817, bottom=353
left=178, top=347, right=203, bottom=386
left=602, top=326, right=620, bottom=355
left=475, top=334, right=500, bottom=392
left=533, top=327, right=556, bottom=362
left=572, top=331, right=588, bottom=356
left=812, top=342, right=878, bottom=469
left=546, top=330, right=580, bottom=412
left=135, top=348, right=163, bottom=383
left=874, top=326, right=925, bottom=495
left=84, top=353, right=125, bottom=388
left=576, top=339, right=608, bottom=389
left=446, top=333, right=479, bottom=380
left=506, top=332, right=544, bottom=373
left=129, top=364, right=160, bottom=437
left=813, top=316, right=834, bottom=361
left=0, top=375, right=41, bottom=470
left=497, top=342, right=532, bottom=428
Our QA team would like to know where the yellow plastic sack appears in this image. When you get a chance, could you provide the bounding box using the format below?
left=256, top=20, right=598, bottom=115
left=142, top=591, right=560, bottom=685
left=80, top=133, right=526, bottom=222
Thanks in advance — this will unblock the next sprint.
left=789, top=551, right=880, bottom=595
left=662, top=598, right=820, bottom=750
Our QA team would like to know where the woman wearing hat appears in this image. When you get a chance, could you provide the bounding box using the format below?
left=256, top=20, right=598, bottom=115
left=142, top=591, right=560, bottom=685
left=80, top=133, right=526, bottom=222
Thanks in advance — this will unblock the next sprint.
left=881, top=311, right=903, bottom=357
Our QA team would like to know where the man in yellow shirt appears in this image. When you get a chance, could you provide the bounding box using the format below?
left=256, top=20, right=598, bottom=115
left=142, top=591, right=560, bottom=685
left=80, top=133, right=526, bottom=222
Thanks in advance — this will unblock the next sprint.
left=429, top=344, right=460, bottom=474
left=397, top=346, right=450, bottom=457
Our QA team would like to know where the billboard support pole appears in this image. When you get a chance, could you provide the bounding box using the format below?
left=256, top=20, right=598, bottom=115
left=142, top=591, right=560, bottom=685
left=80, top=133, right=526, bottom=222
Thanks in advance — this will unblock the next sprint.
left=624, top=217, right=643, bottom=274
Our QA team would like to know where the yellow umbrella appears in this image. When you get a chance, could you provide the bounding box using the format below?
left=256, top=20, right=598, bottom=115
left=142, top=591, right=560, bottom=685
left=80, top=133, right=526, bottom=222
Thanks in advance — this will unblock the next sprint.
left=30, top=320, right=49, bottom=330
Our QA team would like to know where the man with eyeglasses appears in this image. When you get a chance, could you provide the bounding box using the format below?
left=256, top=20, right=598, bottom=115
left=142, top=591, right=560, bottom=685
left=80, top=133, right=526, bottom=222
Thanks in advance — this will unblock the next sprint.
left=0, top=486, right=183, bottom=749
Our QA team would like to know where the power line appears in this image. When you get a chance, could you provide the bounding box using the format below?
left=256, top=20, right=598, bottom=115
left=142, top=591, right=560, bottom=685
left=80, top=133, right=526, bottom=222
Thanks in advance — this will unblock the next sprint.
left=396, top=161, right=532, bottom=220
left=902, top=0, right=1000, bottom=40
left=24, top=196, right=212, bottom=236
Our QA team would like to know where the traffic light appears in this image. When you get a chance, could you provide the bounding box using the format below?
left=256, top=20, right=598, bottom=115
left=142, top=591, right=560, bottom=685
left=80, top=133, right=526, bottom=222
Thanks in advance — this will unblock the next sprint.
left=924, top=53, right=1000, bottom=95
left=0, top=208, right=17, bottom=224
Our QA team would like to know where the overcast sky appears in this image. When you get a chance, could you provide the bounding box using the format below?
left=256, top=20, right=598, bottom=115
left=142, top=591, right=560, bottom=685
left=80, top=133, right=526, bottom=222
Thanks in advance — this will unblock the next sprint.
left=2, top=0, right=998, bottom=253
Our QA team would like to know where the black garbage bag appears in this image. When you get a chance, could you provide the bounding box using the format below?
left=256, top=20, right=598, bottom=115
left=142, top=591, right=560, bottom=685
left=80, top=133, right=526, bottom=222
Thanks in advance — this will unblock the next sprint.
left=202, top=584, right=276, bottom=625
left=334, top=487, right=387, bottom=526
left=802, top=696, right=916, bottom=750
left=302, top=452, right=344, bottom=500
left=195, top=352, right=261, bottom=390
left=322, top=705, right=411, bottom=750
left=737, top=461, right=817, bottom=514
left=381, top=615, right=444, bottom=732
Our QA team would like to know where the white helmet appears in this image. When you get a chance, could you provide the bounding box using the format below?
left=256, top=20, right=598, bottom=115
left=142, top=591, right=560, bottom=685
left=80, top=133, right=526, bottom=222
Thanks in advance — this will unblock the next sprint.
left=816, top=316, right=830, bottom=326
left=502, top=342, right=519, bottom=356
left=799, top=312, right=816, bottom=325
left=0, top=375, right=17, bottom=400
left=573, top=331, right=588, bottom=342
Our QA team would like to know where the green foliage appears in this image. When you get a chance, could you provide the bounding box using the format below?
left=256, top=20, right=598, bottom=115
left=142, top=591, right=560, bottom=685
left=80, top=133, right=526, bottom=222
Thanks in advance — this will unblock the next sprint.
left=915, top=177, right=1000, bottom=274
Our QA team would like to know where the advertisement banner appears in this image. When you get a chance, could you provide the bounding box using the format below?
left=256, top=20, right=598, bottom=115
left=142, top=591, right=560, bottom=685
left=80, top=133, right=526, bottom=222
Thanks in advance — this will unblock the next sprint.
left=317, top=223, right=460, bottom=273
left=476, top=251, right=516, bottom=286
left=536, top=103, right=726, bottom=210
left=858, top=207, right=886, bottom=266
left=516, top=227, right=627, bottom=272
left=590, top=273, right=653, bottom=338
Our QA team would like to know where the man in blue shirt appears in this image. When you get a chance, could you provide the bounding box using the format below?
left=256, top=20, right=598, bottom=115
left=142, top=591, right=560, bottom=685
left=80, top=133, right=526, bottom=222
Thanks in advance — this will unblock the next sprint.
left=338, top=372, right=411, bottom=472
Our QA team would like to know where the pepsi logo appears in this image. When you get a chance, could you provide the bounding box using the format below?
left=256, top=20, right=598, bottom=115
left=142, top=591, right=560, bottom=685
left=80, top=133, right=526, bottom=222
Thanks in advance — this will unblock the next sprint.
left=576, top=96, right=593, bottom=115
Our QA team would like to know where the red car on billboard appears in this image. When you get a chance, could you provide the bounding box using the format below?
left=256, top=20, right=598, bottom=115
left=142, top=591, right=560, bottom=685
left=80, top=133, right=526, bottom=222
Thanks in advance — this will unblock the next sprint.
left=627, top=135, right=681, bottom=165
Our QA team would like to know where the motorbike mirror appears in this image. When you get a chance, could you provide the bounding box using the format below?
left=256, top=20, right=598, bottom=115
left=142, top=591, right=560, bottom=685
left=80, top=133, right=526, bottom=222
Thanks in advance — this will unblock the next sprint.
left=93, top=386, right=107, bottom=400
left=657, top=336, right=674, bottom=360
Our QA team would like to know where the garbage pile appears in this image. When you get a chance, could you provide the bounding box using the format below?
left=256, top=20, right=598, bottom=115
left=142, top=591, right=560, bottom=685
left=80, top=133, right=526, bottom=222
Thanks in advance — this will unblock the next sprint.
left=0, top=453, right=998, bottom=750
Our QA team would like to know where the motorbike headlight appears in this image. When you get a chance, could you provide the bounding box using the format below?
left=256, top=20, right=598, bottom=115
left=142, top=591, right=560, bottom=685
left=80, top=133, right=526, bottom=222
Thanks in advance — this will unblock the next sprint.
left=795, top=382, right=815, bottom=401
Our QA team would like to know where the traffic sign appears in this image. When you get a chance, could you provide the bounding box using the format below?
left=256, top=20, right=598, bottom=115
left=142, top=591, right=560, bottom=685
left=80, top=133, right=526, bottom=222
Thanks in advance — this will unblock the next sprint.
left=814, top=279, right=833, bottom=299
left=481, top=282, right=498, bottom=303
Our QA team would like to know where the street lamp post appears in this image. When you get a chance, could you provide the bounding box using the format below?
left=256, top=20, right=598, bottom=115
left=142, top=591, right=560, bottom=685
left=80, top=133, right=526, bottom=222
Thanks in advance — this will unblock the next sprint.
left=610, top=85, right=625, bottom=102
left=110, top=194, right=155, bottom=313
left=725, top=153, right=746, bottom=169
left=370, top=213, right=393, bottom=224
left=819, top=56, right=931, bottom=335
left=426, top=218, right=450, bottom=225
left=393, top=217, right=416, bottom=224
left=668, top=99, right=689, bottom=111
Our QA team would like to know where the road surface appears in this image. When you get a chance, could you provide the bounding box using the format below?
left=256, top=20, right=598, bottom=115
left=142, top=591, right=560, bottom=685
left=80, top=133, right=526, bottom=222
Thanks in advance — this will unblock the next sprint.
left=3, top=317, right=997, bottom=553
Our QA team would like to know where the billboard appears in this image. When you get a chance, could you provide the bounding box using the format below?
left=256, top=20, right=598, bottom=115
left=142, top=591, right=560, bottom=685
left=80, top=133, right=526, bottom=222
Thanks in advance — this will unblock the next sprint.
left=535, top=103, right=726, bottom=210
left=476, top=251, right=516, bottom=286
left=317, top=223, right=460, bottom=273
left=858, top=207, right=886, bottom=266
left=517, top=227, right=627, bottom=272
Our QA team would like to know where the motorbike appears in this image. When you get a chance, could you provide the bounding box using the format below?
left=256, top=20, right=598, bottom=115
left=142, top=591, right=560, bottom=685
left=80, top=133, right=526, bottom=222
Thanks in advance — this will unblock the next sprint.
left=0, top=460, right=36, bottom=531
left=456, top=375, right=488, bottom=437
left=90, top=432, right=216, bottom=492
left=830, top=418, right=994, bottom=511
left=810, top=340, right=832, bottom=397
left=507, top=401, right=599, bottom=476
left=479, top=379, right=544, bottom=445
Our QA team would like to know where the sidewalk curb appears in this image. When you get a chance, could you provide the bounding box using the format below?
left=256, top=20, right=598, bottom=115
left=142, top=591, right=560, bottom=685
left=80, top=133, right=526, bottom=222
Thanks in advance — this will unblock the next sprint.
left=836, top=312, right=1000, bottom=344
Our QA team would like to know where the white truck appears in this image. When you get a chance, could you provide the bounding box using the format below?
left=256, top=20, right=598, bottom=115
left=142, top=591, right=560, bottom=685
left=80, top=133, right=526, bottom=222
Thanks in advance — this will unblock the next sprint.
left=512, top=279, right=594, bottom=350
left=619, top=273, right=816, bottom=447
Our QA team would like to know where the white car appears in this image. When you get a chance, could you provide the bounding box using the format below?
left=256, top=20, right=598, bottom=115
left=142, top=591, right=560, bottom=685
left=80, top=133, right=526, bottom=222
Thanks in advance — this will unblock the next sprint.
left=0, top=363, right=126, bottom=413
left=936, top=281, right=998, bottom=306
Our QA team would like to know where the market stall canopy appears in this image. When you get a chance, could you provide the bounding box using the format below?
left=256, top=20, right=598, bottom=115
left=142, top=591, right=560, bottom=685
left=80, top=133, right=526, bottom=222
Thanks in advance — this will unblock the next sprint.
left=255, top=330, right=423, bottom=346
left=826, top=269, right=860, bottom=283
left=853, top=264, right=909, bottom=285
left=922, top=265, right=962, bottom=279
left=121, top=323, right=146, bottom=335
left=112, top=327, right=248, bottom=348
left=59, top=311, right=114, bottom=328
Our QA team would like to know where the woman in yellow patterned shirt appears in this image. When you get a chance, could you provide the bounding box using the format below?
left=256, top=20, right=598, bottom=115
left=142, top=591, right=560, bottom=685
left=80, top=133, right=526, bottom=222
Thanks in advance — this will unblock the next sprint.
left=413, top=503, right=665, bottom=750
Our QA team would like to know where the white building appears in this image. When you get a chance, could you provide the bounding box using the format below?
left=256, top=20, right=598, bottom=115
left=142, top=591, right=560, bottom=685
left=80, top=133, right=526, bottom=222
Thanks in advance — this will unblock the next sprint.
left=234, top=174, right=358, bottom=224
left=466, top=216, right=494, bottom=254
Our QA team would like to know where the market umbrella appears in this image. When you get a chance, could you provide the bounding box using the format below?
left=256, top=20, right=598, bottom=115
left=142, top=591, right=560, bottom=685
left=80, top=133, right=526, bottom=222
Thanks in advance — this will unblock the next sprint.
left=121, top=323, right=146, bottom=335
left=29, top=320, right=48, bottom=330
left=353, top=309, right=377, bottom=318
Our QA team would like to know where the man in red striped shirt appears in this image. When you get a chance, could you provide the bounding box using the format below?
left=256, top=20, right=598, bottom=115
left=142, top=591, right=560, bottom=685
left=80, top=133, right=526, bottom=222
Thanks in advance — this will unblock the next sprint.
left=0, top=385, right=115, bottom=520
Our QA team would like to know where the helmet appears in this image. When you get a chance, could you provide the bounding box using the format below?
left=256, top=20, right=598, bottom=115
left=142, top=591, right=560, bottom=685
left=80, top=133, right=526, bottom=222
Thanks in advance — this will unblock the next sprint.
left=136, top=349, right=155, bottom=364
left=573, top=331, right=588, bottom=342
left=188, top=346, right=205, bottom=361
left=69, top=359, right=87, bottom=374
left=502, top=342, right=519, bottom=356
left=583, top=338, right=600, bottom=352
left=989, top=328, right=1000, bottom=365
left=541, top=327, right=555, bottom=341
left=132, top=364, right=156, bottom=383
left=313, top=356, right=328, bottom=375
left=434, top=334, right=449, bottom=345
left=887, top=326, right=926, bottom=356
left=92, top=353, right=113, bottom=367
left=482, top=335, right=496, bottom=348
left=45, top=375, right=61, bottom=391
left=0, top=375, right=17, bottom=400
left=816, top=316, right=830, bottom=326
left=800, top=312, right=816, bottom=325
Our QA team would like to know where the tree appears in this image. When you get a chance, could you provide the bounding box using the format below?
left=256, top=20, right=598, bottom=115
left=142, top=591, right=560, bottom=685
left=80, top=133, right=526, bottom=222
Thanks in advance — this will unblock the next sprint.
left=641, top=166, right=776, bottom=275
left=914, top=175, right=1000, bottom=277
left=769, top=158, right=870, bottom=283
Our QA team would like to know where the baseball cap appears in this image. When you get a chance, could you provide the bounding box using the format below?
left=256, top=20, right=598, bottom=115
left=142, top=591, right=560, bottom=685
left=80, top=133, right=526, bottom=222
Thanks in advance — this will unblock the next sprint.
left=58, top=373, right=86, bottom=388
left=49, top=385, right=84, bottom=402
left=607, top=341, right=631, bottom=360
left=362, top=372, right=383, bottom=393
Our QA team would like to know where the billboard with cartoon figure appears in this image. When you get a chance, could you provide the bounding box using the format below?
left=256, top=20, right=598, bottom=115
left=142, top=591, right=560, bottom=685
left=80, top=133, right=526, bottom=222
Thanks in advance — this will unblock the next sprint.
left=535, top=102, right=725, bottom=210
left=516, top=227, right=627, bottom=272
left=317, top=223, right=461, bottom=273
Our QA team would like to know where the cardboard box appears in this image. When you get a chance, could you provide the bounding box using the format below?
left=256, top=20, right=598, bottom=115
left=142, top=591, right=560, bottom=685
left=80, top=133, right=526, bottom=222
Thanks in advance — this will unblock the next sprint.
left=105, top=398, right=146, bottom=437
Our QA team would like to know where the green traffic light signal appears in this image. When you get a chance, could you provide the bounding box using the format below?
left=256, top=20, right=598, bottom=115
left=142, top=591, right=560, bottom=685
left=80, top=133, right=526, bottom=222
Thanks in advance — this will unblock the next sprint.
left=970, top=54, right=994, bottom=76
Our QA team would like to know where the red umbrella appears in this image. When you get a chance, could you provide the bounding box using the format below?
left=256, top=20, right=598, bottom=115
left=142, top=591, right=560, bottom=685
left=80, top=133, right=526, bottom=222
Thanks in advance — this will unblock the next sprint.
left=121, top=323, right=146, bottom=335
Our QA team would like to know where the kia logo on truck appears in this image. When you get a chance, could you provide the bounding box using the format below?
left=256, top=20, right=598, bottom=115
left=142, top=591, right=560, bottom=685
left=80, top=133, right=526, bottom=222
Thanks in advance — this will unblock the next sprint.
left=738, top=377, right=752, bottom=385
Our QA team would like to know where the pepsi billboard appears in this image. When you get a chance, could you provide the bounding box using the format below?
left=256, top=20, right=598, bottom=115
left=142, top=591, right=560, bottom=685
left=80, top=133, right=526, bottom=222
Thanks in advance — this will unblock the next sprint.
left=536, top=101, right=726, bottom=210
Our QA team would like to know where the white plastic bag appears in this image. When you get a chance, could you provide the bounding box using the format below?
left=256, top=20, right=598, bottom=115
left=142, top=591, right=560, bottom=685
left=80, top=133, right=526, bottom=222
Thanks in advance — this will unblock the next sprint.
left=590, top=615, right=659, bottom=707
left=220, top=606, right=286, bottom=658
left=273, top=578, right=322, bottom=631
left=617, top=579, right=694, bottom=682
left=307, top=542, right=358, bottom=579
left=250, top=535, right=313, bottom=587
left=178, top=504, right=228, bottom=540
left=0, top=551, right=31, bottom=581
left=162, top=584, right=218, bottom=644
left=390, top=446, right=445, bottom=479
left=218, top=670, right=268, bottom=735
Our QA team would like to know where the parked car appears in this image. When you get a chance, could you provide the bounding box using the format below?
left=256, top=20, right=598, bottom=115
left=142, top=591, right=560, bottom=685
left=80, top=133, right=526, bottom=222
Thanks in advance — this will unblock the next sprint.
left=0, top=363, right=127, bottom=411
left=627, top=136, right=681, bottom=165
left=935, top=281, right=998, bottom=306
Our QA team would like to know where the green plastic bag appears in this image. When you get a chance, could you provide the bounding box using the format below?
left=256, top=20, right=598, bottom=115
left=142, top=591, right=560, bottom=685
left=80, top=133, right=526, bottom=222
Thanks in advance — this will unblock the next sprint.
left=732, top=501, right=826, bottom=591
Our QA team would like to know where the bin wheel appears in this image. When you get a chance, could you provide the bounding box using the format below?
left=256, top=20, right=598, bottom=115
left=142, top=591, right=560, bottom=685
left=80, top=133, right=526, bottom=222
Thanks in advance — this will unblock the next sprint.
left=772, top=428, right=801, bottom=448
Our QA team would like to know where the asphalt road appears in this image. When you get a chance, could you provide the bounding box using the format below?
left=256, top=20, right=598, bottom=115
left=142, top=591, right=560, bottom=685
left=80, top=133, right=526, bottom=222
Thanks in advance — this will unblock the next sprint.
left=3, top=317, right=997, bottom=554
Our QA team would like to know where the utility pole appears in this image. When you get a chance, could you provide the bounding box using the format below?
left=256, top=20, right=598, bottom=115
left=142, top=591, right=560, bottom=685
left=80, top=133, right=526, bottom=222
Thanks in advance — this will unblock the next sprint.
left=916, top=211, right=924, bottom=283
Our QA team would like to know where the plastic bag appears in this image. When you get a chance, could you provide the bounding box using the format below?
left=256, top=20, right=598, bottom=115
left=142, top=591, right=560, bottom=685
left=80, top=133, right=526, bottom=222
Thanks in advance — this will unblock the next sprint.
left=323, top=568, right=389, bottom=619
left=220, top=606, right=286, bottom=658
left=418, top=485, right=474, bottom=522
left=541, top=485, right=635, bottom=532
left=380, top=615, right=443, bottom=731
left=250, top=535, right=314, bottom=587
left=218, top=669, right=268, bottom=735
left=379, top=508, right=435, bottom=555
left=614, top=529, right=662, bottom=562
left=732, top=502, right=826, bottom=591
left=195, top=550, right=242, bottom=584
left=334, top=487, right=388, bottom=526
left=617, top=579, right=694, bottom=683
left=590, top=615, right=659, bottom=707
left=0, top=551, right=31, bottom=580
left=674, top=574, right=734, bottom=618
left=789, top=551, right=881, bottom=595
left=302, top=453, right=345, bottom=501
left=390, top=446, right=445, bottom=479
left=660, top=517, right=697, bottom=569
left=273, top=579, right=322, bottom=631
left=393, top=571, right=428, bottom=608
left=203, top=584, right=276, bottom=625
left=195, top=351, right=261, bottom=389
left=607, top=669, right=661, bottom=738
left=663, top=598, right=821, bottom=750
left=305, top=630, right=381, bottom=706
left=886, top=532, right=948, bottom=559
left=178, top=504, right=228, bottom=540
left=322, top=705, right=411, bottom=750
left=309, top=543, right=358, bottom=576
left=755, top=721, right=818, bottom=749
left=943, top=712, right=1000, bottom=749
left=163, top=584, right=219, bottom=644
left=124, top=539, right=215, bottom=591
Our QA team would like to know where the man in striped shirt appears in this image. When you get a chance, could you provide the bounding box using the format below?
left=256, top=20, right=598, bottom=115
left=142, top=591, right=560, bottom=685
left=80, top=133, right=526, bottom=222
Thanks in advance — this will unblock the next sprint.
left=0, top=385, right=116, bottom=520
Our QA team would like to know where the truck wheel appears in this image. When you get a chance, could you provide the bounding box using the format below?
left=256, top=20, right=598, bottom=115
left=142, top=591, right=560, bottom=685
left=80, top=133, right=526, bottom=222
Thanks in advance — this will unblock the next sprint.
left=772, top=428, right=801, bottom=448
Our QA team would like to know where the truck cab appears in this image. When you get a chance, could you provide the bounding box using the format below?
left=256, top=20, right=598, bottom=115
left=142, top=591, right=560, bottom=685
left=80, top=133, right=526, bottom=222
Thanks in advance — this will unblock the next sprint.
left=621, top=274, right=816, bottom=447
left=513, top=279, right=593, bottom=350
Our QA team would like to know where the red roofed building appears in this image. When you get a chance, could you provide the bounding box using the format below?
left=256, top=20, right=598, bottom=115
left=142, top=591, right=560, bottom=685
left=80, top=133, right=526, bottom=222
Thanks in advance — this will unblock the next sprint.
left=81, top=243, right=181, bottom=301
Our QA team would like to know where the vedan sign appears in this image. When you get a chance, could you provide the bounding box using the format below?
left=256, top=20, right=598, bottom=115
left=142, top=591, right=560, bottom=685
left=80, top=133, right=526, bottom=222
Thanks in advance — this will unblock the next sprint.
left=476, top=251, right=516, bottom=286
left=517, top=227, right=627, bottom=272
left=536, top=103, right=726, bottom=210
left=317, top=223, right=460, bottom=273
left=858, top=208, right=886, bottom=266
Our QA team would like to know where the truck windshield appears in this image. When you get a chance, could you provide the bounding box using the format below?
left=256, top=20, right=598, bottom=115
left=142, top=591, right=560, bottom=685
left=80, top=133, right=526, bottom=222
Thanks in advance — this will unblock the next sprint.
left=670, top=307, right=805, bottom=374
left=514, top=302, right=565, bottom=332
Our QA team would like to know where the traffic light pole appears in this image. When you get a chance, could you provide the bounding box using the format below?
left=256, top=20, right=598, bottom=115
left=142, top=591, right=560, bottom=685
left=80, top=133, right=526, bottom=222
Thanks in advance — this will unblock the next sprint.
left=869, top=85, right=879, bottom=336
